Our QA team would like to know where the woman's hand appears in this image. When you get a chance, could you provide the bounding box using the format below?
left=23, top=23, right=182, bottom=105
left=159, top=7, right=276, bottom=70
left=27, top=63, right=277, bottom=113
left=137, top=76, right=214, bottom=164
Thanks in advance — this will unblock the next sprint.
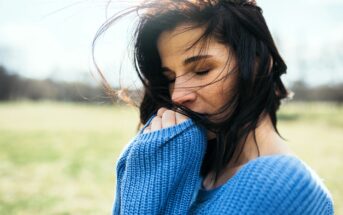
left=143, top=107, right=188, bottom=134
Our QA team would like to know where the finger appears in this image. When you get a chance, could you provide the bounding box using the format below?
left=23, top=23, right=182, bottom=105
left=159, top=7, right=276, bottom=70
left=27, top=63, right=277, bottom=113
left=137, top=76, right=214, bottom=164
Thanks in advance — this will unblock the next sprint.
left=143, top=126, right=151, bottom=134
left=175, top=111, right=188, bottom=124
left=161, top=110, right=176, bottom=128
left=157, top=107, right=168, bottom=118
left=150, top=116, right=162, bottom=131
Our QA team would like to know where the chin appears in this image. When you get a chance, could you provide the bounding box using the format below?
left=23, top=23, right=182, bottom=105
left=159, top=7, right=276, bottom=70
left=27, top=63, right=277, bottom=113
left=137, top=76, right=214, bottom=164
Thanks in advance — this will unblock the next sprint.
left=196, top=112, right=209, bottom=116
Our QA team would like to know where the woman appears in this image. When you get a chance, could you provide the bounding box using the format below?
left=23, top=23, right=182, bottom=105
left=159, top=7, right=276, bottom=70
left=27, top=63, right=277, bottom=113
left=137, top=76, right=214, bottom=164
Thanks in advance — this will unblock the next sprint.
left=93, top=0, right=334, bottom=214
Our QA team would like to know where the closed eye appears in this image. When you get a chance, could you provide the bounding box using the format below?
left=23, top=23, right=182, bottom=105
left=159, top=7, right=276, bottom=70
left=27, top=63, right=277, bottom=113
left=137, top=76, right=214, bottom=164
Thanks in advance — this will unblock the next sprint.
left=163, top=70, right=210, bottom=83
left=195, top=70, right=210, bottom=76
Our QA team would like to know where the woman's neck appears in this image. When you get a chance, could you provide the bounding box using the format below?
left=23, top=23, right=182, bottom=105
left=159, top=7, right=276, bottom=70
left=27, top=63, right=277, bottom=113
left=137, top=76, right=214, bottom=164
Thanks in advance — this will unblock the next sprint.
left=203, top=115, right=293, bottom=190
left=218, top=114, right=292, bottom=169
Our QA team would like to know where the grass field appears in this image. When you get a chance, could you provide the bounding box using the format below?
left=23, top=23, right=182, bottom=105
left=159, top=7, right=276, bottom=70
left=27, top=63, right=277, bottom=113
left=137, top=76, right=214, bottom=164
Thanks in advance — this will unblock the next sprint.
left=0, top=101, right=342, bottom=214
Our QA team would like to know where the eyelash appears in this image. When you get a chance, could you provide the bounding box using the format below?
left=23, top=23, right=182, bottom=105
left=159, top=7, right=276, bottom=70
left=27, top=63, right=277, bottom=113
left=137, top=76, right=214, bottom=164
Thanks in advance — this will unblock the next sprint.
left=167, top=70, right=210, bottom=83
left=195, top=70, right=210, bottom=76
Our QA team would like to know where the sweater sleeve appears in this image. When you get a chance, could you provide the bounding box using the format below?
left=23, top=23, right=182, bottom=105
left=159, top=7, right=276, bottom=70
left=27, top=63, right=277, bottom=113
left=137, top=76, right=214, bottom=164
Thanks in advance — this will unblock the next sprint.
left=112, top=114, right=207, bottom=215
left=195, top=155, right=334, bottom=215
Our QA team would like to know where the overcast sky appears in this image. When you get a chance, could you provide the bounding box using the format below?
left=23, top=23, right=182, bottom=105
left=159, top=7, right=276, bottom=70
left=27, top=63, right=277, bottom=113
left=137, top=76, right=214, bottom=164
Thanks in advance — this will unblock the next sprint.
left=0, top=0, right=342, bottom=87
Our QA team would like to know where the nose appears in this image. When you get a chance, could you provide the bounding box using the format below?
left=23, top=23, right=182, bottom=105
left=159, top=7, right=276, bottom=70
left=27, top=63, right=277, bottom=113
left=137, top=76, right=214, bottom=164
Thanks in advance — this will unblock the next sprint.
left=171, top=84, right=197, bottom=106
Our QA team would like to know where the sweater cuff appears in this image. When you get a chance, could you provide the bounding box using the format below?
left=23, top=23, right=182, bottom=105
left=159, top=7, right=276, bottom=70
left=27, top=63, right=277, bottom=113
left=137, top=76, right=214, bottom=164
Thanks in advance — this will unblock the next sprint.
left=137, top=117, right=204, bottom=143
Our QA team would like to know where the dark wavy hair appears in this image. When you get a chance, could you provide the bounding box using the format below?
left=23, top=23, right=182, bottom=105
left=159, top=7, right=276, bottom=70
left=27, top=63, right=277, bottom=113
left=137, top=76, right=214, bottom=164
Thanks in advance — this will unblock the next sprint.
left=93, top=0, right=291, bottom=184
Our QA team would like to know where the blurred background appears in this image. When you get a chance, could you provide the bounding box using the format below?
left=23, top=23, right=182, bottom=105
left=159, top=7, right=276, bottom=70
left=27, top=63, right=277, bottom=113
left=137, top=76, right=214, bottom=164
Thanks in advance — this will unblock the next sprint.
left=0, top=0, right=342, bottom=214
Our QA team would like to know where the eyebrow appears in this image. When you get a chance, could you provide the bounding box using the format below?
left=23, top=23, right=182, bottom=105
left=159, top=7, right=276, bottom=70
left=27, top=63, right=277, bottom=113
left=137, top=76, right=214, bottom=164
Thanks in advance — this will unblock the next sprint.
left=184, top=55, right=213, bottom=66
left=161, top=55, right=213, bottom=72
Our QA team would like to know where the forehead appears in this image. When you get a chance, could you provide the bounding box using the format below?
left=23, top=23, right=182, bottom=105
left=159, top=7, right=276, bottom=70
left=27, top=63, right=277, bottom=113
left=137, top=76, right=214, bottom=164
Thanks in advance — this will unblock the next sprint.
left=157, top=24, right=204, bottom=55
left=157, top=24, right=229, bottom=66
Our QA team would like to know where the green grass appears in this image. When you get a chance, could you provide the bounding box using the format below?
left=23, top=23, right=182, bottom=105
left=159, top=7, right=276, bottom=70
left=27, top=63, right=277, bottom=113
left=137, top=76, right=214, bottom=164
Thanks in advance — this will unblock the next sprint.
left=0, top=101, right=342, bottom=214
left=0, top=101, right=139, bottom=215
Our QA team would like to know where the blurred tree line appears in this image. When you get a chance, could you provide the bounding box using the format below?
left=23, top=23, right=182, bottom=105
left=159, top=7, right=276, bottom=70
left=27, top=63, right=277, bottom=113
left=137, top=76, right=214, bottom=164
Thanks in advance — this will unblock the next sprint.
left=0, top=65, right=122, bottom=103
left=0, top=64, right=342, bottom=104
left=290, top=80, right=343, bottom=103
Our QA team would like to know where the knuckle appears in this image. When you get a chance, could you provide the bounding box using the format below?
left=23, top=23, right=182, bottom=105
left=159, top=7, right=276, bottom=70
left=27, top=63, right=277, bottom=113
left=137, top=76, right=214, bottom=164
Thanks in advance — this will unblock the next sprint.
left=175, top=112, right=188, bottom=123
left=180, top=113, right=188, bottom=119
left=158, top=107, right=167, bottom=112
left=163, top=109, right=175, bottom=117
left=157, top=107, right=168, bottom=116
left=152, top=116, right=161, bottom=122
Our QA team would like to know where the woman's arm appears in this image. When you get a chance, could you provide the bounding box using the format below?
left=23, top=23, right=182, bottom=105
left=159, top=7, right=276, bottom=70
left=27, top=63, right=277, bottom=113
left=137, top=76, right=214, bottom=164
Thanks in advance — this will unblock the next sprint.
left=113, top=114, right=207, bottom=215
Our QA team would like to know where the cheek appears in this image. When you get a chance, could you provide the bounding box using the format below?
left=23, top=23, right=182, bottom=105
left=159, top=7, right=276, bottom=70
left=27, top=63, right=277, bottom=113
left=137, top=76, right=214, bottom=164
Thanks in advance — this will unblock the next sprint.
left=206, top=72, right=233, bottom=96
left=197, top=81, right=228, bottom=106
left=221, top=77, right=234, bottom=95
left=207, top=75, right=235, bottom=105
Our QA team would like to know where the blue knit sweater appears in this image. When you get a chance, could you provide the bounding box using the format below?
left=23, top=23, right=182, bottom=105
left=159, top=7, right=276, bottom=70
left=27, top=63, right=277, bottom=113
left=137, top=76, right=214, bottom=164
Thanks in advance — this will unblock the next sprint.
left=112, top=115, right=334, bottom=214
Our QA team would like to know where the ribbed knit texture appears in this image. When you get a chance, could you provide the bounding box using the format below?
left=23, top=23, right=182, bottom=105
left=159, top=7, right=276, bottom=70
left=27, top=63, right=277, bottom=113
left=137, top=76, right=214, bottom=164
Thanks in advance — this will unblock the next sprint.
left=112, top=115, right=334, bottom=215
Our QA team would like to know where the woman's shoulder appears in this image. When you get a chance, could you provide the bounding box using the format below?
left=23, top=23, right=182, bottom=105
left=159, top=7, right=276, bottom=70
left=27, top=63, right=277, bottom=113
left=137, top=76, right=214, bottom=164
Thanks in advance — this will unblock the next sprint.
left=240, top=153, right=312, bottom=174
left=250, top=154, right=327, bottom=182
left=195, top=154, right=334, bottom=214
left=240, top=154, right=331, bottom=195
left=222, top=154, right=334, bottom=214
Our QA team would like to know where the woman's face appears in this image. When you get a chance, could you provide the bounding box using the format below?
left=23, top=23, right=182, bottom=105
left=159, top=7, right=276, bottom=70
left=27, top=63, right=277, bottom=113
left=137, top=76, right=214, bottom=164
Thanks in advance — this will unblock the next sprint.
left=157, top=23, right=237, bottom=119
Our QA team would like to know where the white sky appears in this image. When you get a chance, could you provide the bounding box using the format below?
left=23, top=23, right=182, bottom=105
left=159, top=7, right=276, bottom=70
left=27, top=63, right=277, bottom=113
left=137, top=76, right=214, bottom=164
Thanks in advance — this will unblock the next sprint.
left=0, top=0, right=342, bottom=87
